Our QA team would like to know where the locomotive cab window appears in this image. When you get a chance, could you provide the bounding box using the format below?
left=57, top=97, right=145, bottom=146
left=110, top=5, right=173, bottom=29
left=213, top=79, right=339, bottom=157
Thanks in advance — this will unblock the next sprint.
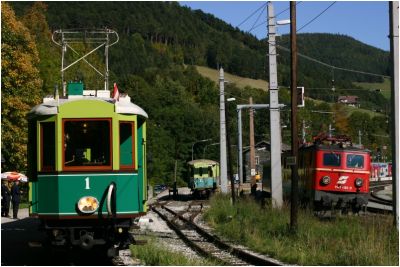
left=63, top=119, right=111, bottom=170
left=323, top=153, right=341, bottom=167
left=346, top=154, right=364, bottom=168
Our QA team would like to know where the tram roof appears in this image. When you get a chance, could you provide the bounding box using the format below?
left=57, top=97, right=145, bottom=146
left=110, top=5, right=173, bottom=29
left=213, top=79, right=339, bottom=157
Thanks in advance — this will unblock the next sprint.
left=28, top=95, right=148, bottom=119
left=187, top=159, right=219, bottom=166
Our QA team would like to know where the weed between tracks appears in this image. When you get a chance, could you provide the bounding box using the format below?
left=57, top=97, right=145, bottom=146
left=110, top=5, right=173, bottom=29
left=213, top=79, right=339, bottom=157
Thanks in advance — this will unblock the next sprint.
left=129, top=237, right=217, bottom=266
left=204, top=195, right=399, bottom=265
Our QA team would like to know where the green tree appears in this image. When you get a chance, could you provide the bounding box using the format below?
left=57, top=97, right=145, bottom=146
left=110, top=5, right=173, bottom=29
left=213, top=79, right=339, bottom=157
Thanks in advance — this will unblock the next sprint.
left=21, top=1, right=60, bottom=94
left=1, top=3, right=42, bottom=171
left=332, top=103, right=350, bottom=135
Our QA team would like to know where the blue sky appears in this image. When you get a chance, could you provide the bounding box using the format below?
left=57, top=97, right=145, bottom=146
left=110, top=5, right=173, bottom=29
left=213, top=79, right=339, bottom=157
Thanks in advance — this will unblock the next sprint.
left=180, top=1, right=390, bottom=51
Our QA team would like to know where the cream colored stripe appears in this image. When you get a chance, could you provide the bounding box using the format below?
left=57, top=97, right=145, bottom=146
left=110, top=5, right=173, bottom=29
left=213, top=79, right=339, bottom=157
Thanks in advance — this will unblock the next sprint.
left=314, top=168, right=369, bottom=174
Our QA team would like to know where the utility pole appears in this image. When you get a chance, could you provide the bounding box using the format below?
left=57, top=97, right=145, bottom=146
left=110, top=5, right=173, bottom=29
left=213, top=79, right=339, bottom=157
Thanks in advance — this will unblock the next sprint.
left=289, top=1, right=299, bottom=232
left=302, top=120, right=306, bottom=144
left=389, top=1, right=399, bottom=229
left=237, top=104, right=275, bottom=185
left=219, top=68, right=228, bottom=193
left=267, top=1, right=283, bottom=208
left=328, top=124, right=334, bottom=138
left=226, top=99, right=236, bottom=204
left=358, top=129, right=362, bottom=146
left=173, top=160, right=177, bottom=198
left=249, top=97, right=257, bottom=194
left=61, top=32, right=66, bottom=97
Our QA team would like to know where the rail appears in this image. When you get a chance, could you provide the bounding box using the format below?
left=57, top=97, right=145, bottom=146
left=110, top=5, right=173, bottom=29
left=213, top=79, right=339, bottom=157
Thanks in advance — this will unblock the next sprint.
left=152, top=204, right=283, bottom=266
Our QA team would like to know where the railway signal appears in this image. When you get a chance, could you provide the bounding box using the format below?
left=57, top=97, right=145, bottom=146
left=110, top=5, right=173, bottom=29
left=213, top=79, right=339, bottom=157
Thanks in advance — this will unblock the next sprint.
left=297, top=86, right=305, bottom=107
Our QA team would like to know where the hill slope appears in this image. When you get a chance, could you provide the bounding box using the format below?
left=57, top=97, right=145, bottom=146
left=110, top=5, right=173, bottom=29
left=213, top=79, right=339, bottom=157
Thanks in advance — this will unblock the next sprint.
left=195, top=65, right=268, bottom=91
left=11, top=2, right=390, bottom=88
left=5, top=2, right=392, bottom=177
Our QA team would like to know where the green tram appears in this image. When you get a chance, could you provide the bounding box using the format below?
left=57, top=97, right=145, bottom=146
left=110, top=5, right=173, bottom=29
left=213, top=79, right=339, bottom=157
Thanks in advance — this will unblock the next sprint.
left=28, top=85, right=148, bottom=250
left=187, top=159, right=219, bottom=198
left=27, top=30, right=147, bottom=253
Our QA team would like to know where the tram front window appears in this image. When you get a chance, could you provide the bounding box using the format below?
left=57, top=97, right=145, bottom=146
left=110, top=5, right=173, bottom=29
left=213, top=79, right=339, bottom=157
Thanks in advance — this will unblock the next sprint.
left=63, top=119, right=111, bottom=169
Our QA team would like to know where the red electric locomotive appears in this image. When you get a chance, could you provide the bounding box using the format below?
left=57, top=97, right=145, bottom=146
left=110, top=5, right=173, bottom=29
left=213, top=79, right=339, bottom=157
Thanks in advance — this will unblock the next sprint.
left=298, top=134, right=370, bottom=213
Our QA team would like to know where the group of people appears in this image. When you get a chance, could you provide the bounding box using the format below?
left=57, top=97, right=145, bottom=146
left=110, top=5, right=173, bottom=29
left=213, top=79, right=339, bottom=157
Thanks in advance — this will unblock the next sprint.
left=1, top=179, right=21, bottom=219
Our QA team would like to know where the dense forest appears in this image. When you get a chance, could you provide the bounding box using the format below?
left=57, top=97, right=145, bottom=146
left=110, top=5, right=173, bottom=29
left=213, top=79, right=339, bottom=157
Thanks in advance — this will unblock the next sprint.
left=2, top=2, right=392, bottom=186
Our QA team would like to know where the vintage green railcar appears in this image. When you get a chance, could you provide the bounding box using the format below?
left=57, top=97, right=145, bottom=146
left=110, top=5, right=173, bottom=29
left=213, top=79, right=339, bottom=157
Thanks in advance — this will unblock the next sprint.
left=27, top=29, right=147, bottom=253
left=28, top=86, right=147, bottom=250
left=187, top=159, right=219, bottom=197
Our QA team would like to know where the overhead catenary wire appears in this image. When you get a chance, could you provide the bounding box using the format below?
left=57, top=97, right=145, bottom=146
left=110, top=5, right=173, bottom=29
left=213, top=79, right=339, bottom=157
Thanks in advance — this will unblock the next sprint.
left=250, top=2, right=303, bottom=33
left=306, top=87, right=390, bottom=91
left=234, top=2, right=389, bottom=80
left=225, top=1, right=389, bottom=98
left=297, top=2, right=337, bottom=32
left=248, top=5, right=266, bottom=32
left=274, top=43, right=391, bottom=79
left=217, top=41, right=389, bottom=97
left=236, top=2, right=267, bottom=28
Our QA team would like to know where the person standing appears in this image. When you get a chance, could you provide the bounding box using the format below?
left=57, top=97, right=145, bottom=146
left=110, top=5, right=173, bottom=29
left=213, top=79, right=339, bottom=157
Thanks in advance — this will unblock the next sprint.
left=11, top=180, right=20, bottom=219
left=1, top=180, right=11, bottom=217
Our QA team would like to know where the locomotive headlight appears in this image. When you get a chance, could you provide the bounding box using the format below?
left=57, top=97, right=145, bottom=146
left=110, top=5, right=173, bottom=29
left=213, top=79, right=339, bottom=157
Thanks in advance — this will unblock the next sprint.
left=77, top=196, right=99, bottom=214
left=321, top=176, right=331, bottom=185
left=355, top=178, right=363, bottom=188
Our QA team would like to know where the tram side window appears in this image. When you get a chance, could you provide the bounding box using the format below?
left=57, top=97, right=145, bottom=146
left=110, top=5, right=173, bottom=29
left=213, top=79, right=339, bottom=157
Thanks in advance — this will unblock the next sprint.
left=190, top=166, right=194, bottom=177
left=63, top=119, right=111, bottom=169
left=323, top=153, right=341, bottom=167
left=120, top=122, right=135, bottom=169
left=208, top=166, right=213, bottom=177
left=41, top=122, right=55, bottom=171
left=346, top=154, right=364, bottom=168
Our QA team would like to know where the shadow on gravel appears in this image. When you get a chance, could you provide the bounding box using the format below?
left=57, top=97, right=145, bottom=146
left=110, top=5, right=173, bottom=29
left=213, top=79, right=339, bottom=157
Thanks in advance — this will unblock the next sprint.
left=157, top=193, right=194, bottom=202
left=1, top=217, right=112, bottom=266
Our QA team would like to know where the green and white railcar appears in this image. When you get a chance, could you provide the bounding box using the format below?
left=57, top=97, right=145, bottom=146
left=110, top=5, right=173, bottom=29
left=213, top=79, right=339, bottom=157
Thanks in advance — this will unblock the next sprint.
left=187, top=159, right=219, bottom=197
left=28, top=86, right=147, bottom=250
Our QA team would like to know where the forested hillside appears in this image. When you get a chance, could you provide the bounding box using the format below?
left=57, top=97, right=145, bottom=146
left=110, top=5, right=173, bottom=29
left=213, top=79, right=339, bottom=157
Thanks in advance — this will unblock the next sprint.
left=3, top=2, right=391, bottom=185
left=11, top=2, right=390, bottom=84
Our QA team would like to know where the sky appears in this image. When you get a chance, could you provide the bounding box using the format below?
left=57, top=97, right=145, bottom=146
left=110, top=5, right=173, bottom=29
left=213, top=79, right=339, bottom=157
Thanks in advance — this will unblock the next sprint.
left=180, top=1, right=390, bottom=51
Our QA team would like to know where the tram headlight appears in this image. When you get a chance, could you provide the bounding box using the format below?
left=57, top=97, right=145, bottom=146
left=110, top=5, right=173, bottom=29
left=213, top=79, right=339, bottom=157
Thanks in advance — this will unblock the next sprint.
left=77, top=196, right=99, bottom=214
left=355, top=178, right=363, bottom=188
left=321, top=176, right=331, bottom=186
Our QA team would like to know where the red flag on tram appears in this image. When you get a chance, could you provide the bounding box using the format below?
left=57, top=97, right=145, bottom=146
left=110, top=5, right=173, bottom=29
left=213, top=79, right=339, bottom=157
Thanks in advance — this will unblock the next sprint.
left=112, top=83, right=120, bottom=101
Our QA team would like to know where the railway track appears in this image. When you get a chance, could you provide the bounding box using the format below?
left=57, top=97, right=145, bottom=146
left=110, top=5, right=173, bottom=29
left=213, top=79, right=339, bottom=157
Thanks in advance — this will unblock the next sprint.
left=152, top=204, right=282, bottom=266
left=370, top=180, right=392, bottom=191
left=367, top=181, right=393, bottom=213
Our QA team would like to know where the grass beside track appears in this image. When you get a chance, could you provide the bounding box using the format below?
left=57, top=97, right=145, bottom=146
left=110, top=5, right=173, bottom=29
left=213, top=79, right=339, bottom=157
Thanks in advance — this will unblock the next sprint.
left=204, top=195, right=399, bottom=266
left=129, top=237, right=217, bottom=266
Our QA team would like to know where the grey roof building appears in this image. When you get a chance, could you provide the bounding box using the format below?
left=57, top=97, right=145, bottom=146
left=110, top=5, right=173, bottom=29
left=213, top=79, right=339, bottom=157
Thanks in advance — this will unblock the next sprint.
left=242, top=141, right=291, bottom=183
